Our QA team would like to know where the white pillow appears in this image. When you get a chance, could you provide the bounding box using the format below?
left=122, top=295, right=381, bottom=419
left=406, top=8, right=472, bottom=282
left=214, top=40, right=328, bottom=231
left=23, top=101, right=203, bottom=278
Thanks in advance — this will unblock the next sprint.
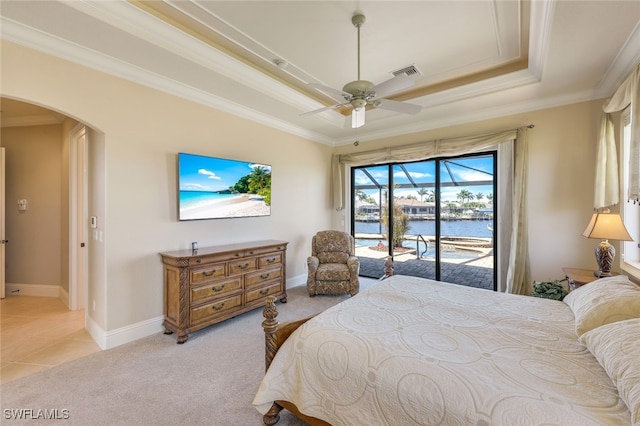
left=563, top=275, right=640, bottom=336
left=580, top=318, right=640, bottom=425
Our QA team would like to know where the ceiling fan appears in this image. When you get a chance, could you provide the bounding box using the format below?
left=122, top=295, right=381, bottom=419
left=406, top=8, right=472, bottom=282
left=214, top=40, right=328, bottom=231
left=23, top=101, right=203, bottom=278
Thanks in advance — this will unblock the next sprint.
left=303, top=13, right=422, bottom=128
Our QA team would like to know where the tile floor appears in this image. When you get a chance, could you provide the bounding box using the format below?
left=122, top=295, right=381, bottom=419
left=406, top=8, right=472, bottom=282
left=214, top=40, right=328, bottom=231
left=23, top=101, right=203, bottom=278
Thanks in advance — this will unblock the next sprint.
left=0, top=295, right=101, bottom=384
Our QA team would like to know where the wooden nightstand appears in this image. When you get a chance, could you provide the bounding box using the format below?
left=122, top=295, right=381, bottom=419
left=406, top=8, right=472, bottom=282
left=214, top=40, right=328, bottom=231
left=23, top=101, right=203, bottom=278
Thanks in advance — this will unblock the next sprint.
left=562, top=267, right=617, bottom=292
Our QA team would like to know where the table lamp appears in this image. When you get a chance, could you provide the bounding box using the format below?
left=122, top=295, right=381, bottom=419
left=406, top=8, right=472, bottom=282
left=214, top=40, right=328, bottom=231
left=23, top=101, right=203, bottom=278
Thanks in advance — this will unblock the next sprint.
left=582, top=209, right=633, bottom=277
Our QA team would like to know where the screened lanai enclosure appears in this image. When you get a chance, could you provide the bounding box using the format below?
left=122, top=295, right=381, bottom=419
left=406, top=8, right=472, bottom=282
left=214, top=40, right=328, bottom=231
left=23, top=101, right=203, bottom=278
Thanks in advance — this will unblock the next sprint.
left=352, top=152, right=497, bottom=290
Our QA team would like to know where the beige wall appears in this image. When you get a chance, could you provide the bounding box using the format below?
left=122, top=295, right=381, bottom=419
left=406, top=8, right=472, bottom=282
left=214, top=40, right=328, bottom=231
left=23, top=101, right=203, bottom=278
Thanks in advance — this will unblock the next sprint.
left=333, top=100, right=605, bottom=284
left=2, top=41, right=334, bottom=337
left=2, top=124, right=64, bottom=289
left=1, top=39, right=613, bottom=345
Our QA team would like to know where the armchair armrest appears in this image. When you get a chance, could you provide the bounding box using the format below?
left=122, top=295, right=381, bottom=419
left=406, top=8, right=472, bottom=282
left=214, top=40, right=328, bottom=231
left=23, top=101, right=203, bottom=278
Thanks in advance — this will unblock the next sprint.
left=347, top=256, right=360, bottom=274
left=307, top=256, right=319, bottom=273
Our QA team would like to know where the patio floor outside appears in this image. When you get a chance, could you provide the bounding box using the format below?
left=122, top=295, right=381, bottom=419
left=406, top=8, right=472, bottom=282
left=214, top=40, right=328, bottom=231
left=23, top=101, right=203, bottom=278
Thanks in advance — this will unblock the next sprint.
left=356, top=243, right=495, bottom=291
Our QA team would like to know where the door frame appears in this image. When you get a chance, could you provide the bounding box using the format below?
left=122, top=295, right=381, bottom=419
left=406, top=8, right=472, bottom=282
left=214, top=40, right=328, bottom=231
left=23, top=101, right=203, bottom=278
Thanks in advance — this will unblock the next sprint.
left=69, top=124, right=88, bottom=310
left=1, top=147, right=5, bottom=299
left=351, top=151, right=497, bottom=289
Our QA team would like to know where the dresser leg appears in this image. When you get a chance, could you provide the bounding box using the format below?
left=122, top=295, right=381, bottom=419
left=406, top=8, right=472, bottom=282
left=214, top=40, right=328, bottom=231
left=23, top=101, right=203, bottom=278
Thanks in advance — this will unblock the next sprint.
left=176, top=333, right=188, bottom=344
left=163, top=328, right=174, bottom=335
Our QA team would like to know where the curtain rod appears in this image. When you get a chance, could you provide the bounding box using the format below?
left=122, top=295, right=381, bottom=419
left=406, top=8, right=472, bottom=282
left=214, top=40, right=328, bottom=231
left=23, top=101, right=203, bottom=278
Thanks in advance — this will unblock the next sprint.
left=350, top=123, right=535, bottom=148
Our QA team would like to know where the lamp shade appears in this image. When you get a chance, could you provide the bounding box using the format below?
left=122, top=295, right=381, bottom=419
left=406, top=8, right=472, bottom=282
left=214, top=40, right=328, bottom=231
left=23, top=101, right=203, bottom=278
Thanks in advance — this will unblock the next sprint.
left=582, top=212, right=633, bottom=241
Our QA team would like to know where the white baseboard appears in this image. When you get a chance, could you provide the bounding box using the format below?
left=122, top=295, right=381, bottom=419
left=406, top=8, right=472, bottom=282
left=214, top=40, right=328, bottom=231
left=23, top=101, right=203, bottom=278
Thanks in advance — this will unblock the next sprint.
left=288, top=273, right=307, bottom=288
left=86, top=314, right=165, bottom=350
left=86, top=315, right=107, bottom=350
left=104, top=316, right=165, bottom=350
left=5, top=283, right=60, bottom=298
left=59, top=287, right=70, bottom=308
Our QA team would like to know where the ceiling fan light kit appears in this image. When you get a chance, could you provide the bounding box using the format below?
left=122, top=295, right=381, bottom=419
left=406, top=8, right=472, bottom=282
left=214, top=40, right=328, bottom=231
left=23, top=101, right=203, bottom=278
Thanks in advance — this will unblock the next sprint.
left=304, top=13, right=422, bottom=129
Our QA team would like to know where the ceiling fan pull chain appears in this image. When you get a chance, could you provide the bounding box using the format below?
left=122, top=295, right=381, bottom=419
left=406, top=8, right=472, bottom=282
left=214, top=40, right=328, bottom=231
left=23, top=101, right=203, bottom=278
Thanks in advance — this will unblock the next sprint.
left=357, top=21, right=361, bottom=81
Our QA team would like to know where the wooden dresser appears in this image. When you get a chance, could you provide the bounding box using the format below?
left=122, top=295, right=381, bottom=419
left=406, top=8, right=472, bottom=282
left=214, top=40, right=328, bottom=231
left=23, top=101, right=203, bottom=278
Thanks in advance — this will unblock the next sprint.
left=160, top=240, right=288, bottom=343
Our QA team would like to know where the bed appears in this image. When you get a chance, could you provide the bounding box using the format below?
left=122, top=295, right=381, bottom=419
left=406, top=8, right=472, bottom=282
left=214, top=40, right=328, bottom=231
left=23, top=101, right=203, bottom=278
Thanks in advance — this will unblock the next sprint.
left=253, top=274, right=640, bottom=425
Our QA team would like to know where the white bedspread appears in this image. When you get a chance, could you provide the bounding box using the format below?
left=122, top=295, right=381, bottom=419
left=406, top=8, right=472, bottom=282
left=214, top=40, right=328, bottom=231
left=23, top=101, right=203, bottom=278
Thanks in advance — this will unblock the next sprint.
left=253, top=275, right=631, bottom=425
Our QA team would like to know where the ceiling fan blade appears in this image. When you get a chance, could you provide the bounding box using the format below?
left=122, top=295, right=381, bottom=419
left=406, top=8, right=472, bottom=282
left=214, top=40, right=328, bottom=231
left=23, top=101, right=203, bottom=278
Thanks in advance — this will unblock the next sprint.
left=301, top=102, right=349, bottom=117
left=352, top=107, right=365, bottom=128
left=374, top=98, right=422, bottom=115
left=370, top=75, right=415, bottom=99
left=308, top=83, right=350, bottom=102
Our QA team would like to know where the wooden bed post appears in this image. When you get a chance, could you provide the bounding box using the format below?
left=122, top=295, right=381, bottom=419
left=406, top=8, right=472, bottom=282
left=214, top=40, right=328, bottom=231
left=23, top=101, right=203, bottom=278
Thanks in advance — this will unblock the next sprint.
left=262, top=296, right=280, bottom=371
left=262, top=296, right=284, bottom=425
left=380, top=256, right=394, bottom=280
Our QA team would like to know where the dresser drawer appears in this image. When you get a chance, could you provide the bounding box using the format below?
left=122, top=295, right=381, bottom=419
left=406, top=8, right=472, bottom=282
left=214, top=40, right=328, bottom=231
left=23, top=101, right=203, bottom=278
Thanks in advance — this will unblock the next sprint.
left=190, top=294, right=243, bottom=326
left=190, top=277, right=242, bottom=305
left=245, top=281, right=283, bottom=304
left=259, top=252, right=282, bottom=268
left=228, top=258, right=256, bottom=275
left=190, top=263, right=226, bottom=285
left=246, top=245, right=286, bottom=257
left=245, top=266, right=282, bottom=289
left=189, top=251, right=240, bottom=266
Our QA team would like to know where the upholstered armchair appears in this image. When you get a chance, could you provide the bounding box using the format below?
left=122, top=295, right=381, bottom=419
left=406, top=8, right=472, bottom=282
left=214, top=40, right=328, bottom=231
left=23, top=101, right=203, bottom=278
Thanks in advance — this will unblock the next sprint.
left=307, top=230, right=360, bottom=297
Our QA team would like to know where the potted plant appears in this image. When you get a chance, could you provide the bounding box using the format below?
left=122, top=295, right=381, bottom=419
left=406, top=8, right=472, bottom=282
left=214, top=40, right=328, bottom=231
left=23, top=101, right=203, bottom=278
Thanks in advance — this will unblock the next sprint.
left=532, top=279, right=568, bottom=301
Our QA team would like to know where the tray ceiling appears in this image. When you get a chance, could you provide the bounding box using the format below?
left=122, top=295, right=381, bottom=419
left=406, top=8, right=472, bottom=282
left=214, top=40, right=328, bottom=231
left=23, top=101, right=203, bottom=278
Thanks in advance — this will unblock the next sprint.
left=1, top=1, right=639, bottom=145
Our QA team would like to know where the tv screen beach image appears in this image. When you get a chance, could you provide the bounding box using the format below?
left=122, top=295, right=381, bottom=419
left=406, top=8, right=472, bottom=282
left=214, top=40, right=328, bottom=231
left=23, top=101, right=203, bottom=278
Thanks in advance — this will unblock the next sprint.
left=178, top=153, right=271, bottom=220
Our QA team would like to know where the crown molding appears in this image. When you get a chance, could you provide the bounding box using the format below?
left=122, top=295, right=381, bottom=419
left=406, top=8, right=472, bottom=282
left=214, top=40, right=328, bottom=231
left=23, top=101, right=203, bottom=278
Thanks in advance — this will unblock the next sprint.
left=596, top=21, right=640, bottom=97
left=1, top=114, right=64, bottom=128
left=63, top=1, right=329, bottom=115
left=0, top=16, right=338, bottom=145
left=333, top=88, right=602, bottom=146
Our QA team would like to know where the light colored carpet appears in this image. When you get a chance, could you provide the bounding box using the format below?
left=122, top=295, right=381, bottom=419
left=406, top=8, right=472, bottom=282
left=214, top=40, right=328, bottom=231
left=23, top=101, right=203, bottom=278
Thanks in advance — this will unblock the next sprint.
left=1, top=280, right=376, bottom=425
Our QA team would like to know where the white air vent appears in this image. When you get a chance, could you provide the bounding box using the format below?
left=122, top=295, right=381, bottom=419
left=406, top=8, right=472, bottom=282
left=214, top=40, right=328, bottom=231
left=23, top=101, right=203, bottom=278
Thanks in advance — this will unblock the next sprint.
left=391, top=65, right=423, bottom=78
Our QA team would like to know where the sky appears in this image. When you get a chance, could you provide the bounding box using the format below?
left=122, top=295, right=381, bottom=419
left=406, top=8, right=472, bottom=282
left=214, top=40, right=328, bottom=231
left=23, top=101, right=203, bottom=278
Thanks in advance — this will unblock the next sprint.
left=178, top=153, right=271, bottom=192
left=354, top=155, right=494, bottom=203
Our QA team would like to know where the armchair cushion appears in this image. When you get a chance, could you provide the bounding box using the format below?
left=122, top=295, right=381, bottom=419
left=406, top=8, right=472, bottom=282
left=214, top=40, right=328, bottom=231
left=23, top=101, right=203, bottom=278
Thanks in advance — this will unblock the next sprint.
left=317, top=252, right=349, bottom=264
left=317, top=264, right=351, bottom=281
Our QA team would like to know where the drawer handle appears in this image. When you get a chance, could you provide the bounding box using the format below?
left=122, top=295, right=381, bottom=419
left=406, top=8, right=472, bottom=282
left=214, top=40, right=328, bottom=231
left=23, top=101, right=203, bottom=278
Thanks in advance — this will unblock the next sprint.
left=249, top=251, right=254, bottom=254
left=235, top=253, right=240, bottom=257
left=266, top=258, right=275, bottom=264
left=238, top=263, right=249, bottom=270
left=211, top=284, right=225, bottom=292
left=203, top=269, right=217, bottom=277
left=196, top=259, right=202, bottom=264
left=260, top=273, right=270, bottom=280
left=212, top=302, right=225, bottom=311
left=259, top=289, right=269, bottom=296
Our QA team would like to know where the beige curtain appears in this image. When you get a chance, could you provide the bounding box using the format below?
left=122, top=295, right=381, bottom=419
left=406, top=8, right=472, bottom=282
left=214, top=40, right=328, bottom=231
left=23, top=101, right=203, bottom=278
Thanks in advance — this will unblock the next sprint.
left=505, top=128, right=530, bottom=295
left=595, top=63, right=640, bottom=207
left=332, top=128, right=531, bottom=294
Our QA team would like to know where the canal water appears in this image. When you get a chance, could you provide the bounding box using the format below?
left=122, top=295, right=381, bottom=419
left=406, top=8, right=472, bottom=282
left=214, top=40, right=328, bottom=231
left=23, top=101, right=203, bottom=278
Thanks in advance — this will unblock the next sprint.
left=355, top=219, right=493, bottom=238
left=356, top=219, right=493, bottom=259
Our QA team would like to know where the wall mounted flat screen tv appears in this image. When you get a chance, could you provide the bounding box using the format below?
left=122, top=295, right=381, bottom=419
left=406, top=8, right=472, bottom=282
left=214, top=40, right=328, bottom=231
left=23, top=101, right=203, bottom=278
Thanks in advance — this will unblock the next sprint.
left=178, top=152, right=271, bottom=221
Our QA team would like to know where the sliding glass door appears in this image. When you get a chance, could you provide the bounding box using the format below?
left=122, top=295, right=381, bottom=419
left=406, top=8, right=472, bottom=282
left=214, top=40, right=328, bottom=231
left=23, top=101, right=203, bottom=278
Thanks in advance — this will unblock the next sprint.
left=352, top=152, right=496, bottom=290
